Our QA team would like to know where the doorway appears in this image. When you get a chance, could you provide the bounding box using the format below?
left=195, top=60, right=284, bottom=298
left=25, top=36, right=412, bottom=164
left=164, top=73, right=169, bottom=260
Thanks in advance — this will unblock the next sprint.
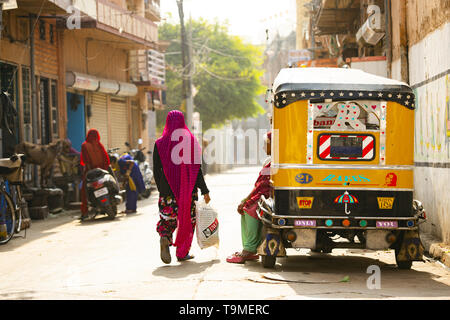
left=0, top=62, right=19, bottom=157
left=66, top=92, right=85, bottom=152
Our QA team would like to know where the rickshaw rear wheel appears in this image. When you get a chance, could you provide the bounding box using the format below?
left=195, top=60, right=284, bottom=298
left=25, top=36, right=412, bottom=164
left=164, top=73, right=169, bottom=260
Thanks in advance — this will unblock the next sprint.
left=395, top=248, right=413, bottom=270
left=261, top=255, right=276, bottom=268
left=396, top=260, right=413, bottom=270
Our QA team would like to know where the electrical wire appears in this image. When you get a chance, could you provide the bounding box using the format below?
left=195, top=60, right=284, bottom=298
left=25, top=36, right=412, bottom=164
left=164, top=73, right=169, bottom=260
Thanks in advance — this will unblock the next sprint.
left=196, top=63, right=252, bottom=82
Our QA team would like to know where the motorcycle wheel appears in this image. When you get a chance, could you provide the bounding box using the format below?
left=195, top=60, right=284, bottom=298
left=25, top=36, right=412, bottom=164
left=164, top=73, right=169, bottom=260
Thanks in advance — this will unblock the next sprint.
left=141, top=188, right=152, bottom=199
left=106, top=204, right=117, bottom=220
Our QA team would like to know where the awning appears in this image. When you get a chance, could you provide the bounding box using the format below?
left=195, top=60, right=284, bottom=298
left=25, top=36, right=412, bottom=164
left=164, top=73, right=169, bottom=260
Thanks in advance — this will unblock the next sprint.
left=66, top=71, right=138, bottom=97
left=66, top=71, right=99, bottom=91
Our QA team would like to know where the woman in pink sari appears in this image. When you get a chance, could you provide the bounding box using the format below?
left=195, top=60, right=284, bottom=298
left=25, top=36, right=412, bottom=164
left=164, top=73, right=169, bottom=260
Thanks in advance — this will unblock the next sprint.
left=154, top=110, right=210, bottom=264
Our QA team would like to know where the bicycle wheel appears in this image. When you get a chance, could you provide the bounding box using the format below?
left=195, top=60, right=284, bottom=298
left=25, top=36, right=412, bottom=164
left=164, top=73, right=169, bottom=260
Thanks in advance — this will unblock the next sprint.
left=10, top=185, right=22, bottom=234
left=0, top=190, right=16, bottom=245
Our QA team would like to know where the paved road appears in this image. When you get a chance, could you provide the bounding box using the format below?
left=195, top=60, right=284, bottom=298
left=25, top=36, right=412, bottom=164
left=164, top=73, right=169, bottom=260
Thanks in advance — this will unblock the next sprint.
left=0, top=166, right=449, bottom=300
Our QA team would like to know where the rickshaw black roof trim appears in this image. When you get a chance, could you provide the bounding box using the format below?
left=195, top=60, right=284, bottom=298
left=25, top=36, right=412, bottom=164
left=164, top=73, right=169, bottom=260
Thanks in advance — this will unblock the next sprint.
left=274, top=84, right=415, bottom=110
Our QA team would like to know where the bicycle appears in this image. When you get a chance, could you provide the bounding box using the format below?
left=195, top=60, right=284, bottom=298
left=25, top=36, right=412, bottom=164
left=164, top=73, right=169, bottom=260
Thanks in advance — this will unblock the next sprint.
left=0, top=154, right=27, bottom=245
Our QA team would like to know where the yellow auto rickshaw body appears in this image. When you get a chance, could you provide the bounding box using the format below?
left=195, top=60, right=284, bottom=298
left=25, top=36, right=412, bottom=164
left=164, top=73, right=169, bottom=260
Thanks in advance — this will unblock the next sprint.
left=257, top=67, right=424, bottom=269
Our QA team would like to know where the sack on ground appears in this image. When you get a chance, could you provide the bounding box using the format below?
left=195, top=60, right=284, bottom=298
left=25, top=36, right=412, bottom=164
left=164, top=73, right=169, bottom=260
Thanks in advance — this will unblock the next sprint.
left=195, top=200, right=219, bottom=249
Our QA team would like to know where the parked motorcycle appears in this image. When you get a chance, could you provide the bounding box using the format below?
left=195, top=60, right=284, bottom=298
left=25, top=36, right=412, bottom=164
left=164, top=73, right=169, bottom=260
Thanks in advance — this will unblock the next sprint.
left=124, top=142, right=153, bottom=199
left=85, top=168, right=123, bottom=220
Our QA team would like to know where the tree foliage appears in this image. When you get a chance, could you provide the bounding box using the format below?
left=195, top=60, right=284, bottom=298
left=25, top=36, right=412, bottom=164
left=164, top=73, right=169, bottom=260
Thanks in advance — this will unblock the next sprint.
left=157, top=19, right=265, bottom=131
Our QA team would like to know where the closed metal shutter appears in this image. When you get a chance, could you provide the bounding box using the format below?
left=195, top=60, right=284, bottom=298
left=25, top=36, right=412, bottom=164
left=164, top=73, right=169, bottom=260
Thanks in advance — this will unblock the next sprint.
left=109, top=97, right=129, bottom=152
left=89, top=92, right=109, bottom=148
left=131, top=102, right=140, bottom=147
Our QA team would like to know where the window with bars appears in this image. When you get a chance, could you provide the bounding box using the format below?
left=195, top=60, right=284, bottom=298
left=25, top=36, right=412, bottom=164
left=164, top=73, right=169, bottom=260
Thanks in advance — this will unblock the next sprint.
left=39, top=20, right=46, bottom=40
left=51, top=80, right=59, bottom=138
left=49, top=24, right=54, bottom=44
left=22, top=67, right=32, bottom=142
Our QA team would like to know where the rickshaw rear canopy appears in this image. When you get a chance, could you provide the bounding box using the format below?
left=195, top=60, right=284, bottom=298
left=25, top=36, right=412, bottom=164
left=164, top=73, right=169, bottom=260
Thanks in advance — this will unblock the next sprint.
left=273, top=68, right=415, bottom=110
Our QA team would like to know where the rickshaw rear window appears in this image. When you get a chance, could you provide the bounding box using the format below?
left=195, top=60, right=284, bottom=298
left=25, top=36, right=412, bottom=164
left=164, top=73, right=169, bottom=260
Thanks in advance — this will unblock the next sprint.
left=318, top=134, right=375, bottom=160
left=330, top=136, right=363, bottom=157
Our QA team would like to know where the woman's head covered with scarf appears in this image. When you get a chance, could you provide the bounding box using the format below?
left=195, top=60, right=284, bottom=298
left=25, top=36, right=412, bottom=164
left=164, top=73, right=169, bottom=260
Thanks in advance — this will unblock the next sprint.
left=156, top=110, right=202, bottom=258
left=80, top=129, right=110, bottom=170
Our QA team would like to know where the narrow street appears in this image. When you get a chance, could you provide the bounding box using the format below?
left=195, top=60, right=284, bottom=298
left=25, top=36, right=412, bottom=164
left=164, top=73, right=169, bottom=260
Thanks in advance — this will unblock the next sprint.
left=0, top=166, right=449, bottom=300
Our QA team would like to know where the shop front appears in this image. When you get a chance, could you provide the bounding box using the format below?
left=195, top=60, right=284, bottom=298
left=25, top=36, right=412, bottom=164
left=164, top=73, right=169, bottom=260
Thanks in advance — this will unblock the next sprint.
left=66, top=71, right=138, bottom=153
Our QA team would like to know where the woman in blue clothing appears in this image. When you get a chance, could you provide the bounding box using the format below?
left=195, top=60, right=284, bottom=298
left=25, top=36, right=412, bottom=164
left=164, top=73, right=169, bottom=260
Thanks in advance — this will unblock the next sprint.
left=118, top=153, right=145, bottom=214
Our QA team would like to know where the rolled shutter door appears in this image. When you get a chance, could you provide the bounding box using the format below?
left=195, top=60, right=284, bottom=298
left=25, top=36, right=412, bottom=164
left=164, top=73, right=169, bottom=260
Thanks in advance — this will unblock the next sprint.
left=131, top=103, right=140, bottom=147
left=109, top=97, right=128, bottom=152
left=89, top=92, right=109, bottom=148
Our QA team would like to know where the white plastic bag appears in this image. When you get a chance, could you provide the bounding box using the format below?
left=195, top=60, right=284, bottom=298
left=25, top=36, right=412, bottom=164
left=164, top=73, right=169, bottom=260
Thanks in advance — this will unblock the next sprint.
left=195, top=200, right=219, bottom=249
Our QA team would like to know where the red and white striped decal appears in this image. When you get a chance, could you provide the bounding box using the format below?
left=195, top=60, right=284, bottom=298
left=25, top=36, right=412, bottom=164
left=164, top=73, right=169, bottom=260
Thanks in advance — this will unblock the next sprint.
left=319, top=135, right=332, bottom=159
left=361, top=135, right=374, bottom=159
left=318, top=135, right=374, bottom=160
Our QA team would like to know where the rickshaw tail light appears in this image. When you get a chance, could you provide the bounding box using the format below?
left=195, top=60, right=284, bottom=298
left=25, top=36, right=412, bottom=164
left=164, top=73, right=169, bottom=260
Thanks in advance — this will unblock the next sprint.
left=342, top=219, right=351, bottom=227
left=325, top=219, right=333, bottom=227
left=359, top=220, right=368, bottom=227
left=286, top=231, right=297, bottom=242
left=386, top=233, right=396, bottom=244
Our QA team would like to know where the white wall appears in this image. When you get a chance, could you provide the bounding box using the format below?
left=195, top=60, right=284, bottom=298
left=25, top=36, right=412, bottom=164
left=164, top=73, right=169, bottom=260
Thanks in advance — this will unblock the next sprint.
left=409, top=23, right=450, bottom=242
left=350, top=59, right=388, bottom=78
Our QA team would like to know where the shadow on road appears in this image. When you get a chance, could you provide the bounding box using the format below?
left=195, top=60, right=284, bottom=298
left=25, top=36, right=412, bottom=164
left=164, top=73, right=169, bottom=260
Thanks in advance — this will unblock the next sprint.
left=152, top=259, right=221, bottom=279
left=0, top=211, right=78, bottom=253
left=241, top=252, right=450, bottom=299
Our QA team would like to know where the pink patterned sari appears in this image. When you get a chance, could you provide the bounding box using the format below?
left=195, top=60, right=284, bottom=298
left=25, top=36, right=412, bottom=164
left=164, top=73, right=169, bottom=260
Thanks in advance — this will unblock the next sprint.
left=155, top=111, right=202, bottom=258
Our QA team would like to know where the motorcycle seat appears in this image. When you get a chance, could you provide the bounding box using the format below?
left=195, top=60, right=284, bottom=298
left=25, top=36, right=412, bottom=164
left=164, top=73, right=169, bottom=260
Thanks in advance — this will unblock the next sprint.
left=86, top=168, right=109, bottom=181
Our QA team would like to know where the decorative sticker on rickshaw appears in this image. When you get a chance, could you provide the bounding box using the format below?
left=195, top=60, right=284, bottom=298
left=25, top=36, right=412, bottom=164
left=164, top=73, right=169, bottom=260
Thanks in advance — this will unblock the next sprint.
left=377, top=197, right=395, bottom=209
left=277, top=168, right=412, bottom=190
left=295, top=173, right=313, bottom=184
left=297, top=197, right=314, bottom=209
left=334, top=191, right=358, bottom=215
left=312, top=101, right=380, bottom=131
left=294, top=219, right=316, bottom=227
left=384, top=173, right=397, bottom=187
left=376, top=221, right=398, bottom=228
left=331, top=104, right=367, bottom=130
left=322, top=174, right=371, bottom=183
left=274, top=90, right=415, bottom=110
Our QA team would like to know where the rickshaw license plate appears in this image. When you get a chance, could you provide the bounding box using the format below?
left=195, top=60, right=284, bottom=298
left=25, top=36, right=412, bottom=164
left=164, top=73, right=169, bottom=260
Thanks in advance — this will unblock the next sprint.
left=94, top=187, right=108, bottom=198
left=295, top=219, right=316, bottom=227
left=376, top=221, right=398, bottom=228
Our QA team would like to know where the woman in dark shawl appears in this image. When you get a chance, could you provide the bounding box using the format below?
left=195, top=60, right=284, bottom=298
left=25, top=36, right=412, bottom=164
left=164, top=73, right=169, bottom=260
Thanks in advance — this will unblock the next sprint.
left=153, top=110, right=210, bottom=264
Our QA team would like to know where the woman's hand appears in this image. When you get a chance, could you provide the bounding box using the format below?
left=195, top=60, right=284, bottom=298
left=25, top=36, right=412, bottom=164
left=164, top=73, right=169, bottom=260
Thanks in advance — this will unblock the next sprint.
left=237, top=203, right=245, bottom=214
left=204, top=193, right=211, bottom=204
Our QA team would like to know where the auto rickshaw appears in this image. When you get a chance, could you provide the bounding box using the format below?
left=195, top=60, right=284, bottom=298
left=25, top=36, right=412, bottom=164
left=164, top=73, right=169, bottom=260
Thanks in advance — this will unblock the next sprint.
left=257, top=67, right=426, bottom=269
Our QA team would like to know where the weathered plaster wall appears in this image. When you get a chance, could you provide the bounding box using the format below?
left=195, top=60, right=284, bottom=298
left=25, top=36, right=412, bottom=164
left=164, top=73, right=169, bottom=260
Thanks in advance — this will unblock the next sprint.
left=406, top=0, right=450, bottom=47
left=390, top=0, right=409, bottom=82
left=409, top=22, right=450, bottom=242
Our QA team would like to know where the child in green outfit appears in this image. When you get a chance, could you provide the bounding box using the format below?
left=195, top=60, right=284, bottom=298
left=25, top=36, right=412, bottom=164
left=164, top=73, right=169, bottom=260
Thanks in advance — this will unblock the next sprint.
left=227, top=132, right=272, bottom=264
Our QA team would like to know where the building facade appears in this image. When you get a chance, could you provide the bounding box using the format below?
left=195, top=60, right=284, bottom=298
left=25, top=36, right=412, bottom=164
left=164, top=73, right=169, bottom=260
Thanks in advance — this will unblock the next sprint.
left=0, top=0, right=166, bottom=164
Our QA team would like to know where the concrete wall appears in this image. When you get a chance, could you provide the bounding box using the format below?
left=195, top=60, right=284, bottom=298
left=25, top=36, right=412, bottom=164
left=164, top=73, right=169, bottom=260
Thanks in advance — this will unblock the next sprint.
left=408, top=21, right=450, bottom=242
left=64, top=31, right=128, bottom=82
left=390, top=0, right=409, bottom=82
